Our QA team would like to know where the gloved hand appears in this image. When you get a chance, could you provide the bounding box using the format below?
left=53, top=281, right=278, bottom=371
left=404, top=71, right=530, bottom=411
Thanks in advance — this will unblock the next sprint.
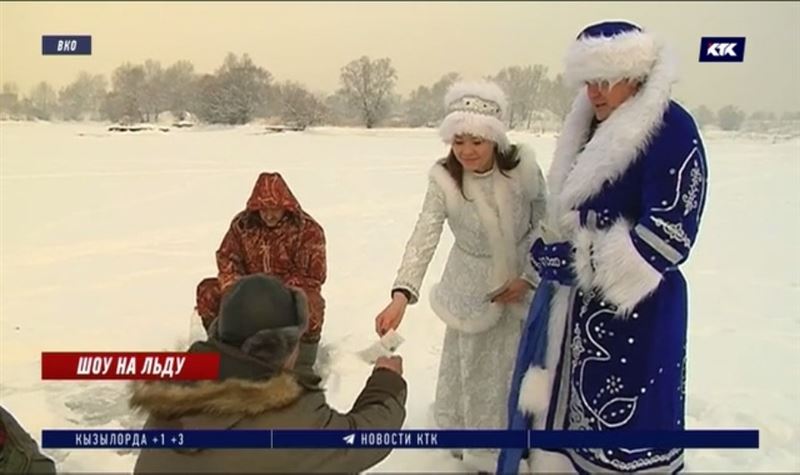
left=530, top=238, right=575, bottom=286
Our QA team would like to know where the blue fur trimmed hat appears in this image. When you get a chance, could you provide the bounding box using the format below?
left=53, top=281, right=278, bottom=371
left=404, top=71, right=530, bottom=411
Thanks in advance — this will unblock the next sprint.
left=564, top=20, right=667, bottom=88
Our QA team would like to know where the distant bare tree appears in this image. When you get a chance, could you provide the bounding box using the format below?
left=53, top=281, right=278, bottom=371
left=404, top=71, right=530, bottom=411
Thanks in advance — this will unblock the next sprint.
left=718, top=105, right=746, bottom=131
left=781, top=111, right=800, bottom=121
left=106, top=63, right=147, bottom=122
left=405, top=85, right=432, bottom=127
left=59, top=72, right=107, bottom=120
left=3, top=82, right=19, bottom=95
left=405, top=72, right=460, bottom=127
left=0, top=82, right=20, bottom=116
left=691, top=105, right=715, bottom=129
left=430, top=72, right=460, bottom=117
left=338, top=56, right=397, bottom=128
left=274, top=81, right=327, bottom=127
left=141, top=60, right=168, bottom=122
left=28, top=82, right=58, bottom=120
left=544, top=74, right=575, bottom=121
left=492, top=65, right=547, bottom=129
left=196, top=53, right=272, bottom=124
left=162, top=60, right=199, bottom=117
left=323, top=90, right=357, bottom=126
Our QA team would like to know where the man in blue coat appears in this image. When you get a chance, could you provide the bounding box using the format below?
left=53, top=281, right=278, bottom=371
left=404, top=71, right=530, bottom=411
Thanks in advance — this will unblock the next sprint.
left=499, top=20, right=708, bottom=474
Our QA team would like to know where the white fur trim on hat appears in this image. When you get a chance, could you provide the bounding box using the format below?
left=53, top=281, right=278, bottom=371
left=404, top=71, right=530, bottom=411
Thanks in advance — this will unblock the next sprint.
left=564, top=28, right=659, bottom=88
left=439, top=80, right=511, bottom=152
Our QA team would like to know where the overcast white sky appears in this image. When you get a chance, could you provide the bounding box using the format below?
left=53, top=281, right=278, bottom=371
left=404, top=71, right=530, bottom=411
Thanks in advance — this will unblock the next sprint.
left=2, top=1, right=799, bottom=113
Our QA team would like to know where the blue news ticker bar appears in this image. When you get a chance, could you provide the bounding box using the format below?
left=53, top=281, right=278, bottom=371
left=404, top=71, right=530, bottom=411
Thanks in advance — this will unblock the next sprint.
left=528, top=430, right=759, bottom=449
left=42, top=35, right=92, bottom=55
left=42, top=429, right=759, bottom=450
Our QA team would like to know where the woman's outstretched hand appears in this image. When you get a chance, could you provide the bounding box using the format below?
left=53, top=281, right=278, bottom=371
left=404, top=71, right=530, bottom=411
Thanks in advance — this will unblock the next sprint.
left=375, top=292, right=409, bottom=336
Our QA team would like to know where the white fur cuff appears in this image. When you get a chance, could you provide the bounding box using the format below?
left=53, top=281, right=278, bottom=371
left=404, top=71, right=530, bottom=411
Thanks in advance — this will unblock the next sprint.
left=572, top=227, right=595, bottom=291
left=593, top=221, right=662, bottom=315
left=518, top=365, right=551, bottom=417
left=429, top=284, right=503, bottom=334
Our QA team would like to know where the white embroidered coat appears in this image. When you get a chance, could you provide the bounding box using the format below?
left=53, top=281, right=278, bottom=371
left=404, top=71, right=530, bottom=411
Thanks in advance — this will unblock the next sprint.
left=392, top=144, right=547, bottom=333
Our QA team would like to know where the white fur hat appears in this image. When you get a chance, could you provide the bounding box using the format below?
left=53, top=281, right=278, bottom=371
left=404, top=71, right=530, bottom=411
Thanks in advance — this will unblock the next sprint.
left=439, top=80, right=511, bottom=152
left=564, top=20, right=666, bottom=89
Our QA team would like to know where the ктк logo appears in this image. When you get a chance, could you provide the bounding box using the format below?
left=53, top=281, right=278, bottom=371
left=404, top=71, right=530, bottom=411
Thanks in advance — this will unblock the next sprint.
left=699, top=37, right=745, bottom=62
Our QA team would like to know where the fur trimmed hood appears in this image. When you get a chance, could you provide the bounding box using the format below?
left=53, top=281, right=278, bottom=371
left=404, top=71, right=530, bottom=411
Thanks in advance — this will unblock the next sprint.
left=128, top=314, right=319, bottom=421
left=129, top=372, right=311, bottom=419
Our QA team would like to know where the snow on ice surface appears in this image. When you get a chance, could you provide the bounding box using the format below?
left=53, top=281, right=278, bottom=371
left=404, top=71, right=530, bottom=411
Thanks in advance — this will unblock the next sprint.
left=1, top=122, right=798, bottom=472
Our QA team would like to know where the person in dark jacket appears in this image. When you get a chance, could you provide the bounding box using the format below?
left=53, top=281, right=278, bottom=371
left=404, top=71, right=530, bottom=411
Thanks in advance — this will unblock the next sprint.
left=0, top=405, right=56, bottom=473
left=133, top=274, right=406, bottom=473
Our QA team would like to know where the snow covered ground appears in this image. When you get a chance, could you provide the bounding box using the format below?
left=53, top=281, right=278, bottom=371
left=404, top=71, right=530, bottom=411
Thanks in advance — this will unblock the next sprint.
left=1, top=121, right=798, bottom=472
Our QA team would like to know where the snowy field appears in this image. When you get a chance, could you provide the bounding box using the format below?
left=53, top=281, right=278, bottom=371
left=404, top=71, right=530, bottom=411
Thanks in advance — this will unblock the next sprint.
left=1, top=121, right=798, bottom=472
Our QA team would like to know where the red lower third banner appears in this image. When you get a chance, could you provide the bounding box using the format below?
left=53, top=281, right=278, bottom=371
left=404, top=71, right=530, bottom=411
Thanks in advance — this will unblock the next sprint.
left=41, top=352, right=220, bottom=380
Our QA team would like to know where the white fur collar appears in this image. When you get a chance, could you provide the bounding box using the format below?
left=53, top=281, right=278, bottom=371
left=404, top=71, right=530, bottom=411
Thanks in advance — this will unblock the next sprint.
left=429, top=143, right=539, bottom=203
left=547, top=42, right=677, bottom=232
left=429, top=144, right=540, bottom=287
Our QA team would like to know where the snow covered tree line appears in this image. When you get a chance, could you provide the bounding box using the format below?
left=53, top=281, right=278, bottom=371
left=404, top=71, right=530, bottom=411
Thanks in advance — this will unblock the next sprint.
left=690, top=104, right=800, bottom=133
left=1, top=53, right=797, bottom=132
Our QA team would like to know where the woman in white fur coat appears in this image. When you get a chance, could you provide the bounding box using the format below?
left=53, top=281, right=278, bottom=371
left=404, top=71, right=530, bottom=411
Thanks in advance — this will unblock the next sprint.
left=374, top=80, right=547, bottom=472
